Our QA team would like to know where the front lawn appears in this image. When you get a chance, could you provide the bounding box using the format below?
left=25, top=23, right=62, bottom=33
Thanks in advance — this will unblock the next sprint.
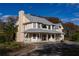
left=0, top=41, right=25, bottom=55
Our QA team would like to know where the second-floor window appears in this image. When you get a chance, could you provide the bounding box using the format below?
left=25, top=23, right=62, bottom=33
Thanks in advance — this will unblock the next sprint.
left=33, top=23, right=36, bottom=28
left=48, top=25, right=51, bottom=29
left=42, top=24, right=47, bottom=28
left=55, top=26, right=59, bottom=29
left=52, top=25, right=55, bottom=29
left=38, top=23, right=40, bottom=28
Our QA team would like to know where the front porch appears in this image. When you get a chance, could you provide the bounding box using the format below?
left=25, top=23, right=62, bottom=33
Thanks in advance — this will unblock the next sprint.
left=24, top=33, right=62, bottom=43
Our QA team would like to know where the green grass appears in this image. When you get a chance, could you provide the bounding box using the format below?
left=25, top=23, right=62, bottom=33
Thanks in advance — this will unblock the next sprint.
left=0, top=41, right=25, bottom=55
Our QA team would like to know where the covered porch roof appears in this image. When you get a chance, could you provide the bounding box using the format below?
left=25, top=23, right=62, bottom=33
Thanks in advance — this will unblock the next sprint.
left=24, top=29, right=63, bottom=34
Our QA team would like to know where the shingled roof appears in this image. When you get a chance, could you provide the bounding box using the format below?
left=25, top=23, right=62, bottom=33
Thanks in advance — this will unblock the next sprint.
left=26, top=14, right=54, bottom=25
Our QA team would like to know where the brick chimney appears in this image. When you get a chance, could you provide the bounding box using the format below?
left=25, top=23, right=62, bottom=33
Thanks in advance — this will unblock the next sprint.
left=16, top=10, right=25, bottom=42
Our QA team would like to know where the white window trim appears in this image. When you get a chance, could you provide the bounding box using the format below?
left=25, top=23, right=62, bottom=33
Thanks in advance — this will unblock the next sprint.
left=36, top=23, right=38, bottom=29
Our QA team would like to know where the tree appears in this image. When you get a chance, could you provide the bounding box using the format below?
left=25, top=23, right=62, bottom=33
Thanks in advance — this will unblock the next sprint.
left=4, top=16, right=17, bottom=42
left=0, top=19, right=4, bottom=32
left=63, top=22, right=77, bottom=30
left=63, top=22, right=79, bottom=41
left=47, top=17, right=62, bottom=24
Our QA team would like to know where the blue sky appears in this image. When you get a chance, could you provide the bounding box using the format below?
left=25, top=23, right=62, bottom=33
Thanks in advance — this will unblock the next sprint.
left=0, top=3, right=79, bottom=25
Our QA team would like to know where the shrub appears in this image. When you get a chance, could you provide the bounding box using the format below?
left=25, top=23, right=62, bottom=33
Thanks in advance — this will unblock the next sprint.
left=71, top=32, right=79, bottom=42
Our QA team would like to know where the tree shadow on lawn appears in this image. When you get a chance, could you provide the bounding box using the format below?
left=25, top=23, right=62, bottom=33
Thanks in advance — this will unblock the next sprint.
left=27, top=43, right=79, bottom=56
left=0, top=47, right=12, bottom=56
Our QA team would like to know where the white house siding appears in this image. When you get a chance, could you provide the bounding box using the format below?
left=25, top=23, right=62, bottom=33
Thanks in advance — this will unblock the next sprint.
left=16, top=10, right=64, bottom=43
left=24, top=23, right=33, bottom=30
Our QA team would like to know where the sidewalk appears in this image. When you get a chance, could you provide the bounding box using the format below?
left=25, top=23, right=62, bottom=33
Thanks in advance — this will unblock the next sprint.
left=64, top=40, right=79, bottom=45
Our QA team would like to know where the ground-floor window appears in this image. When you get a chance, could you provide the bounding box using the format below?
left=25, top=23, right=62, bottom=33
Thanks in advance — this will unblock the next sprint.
left=42, top=34, right=46, bottom=41
left=33, top=34, right=36, bottom=39
left=37, top=34, right=39, bottom=39
left=25, top=34, right=28, bottom=38
left=52, top=34, right=54, bottom=38
left=56, top=34, right=61, bottom=37
left=48, top=34, right=50, bottom=39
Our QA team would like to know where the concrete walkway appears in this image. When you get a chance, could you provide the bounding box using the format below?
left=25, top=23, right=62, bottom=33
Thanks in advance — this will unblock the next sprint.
left=64, top=40, right=79, bottom=45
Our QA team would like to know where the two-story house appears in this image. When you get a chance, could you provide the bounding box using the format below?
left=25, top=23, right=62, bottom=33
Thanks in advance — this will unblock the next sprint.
left=16, top=10, right=64, bottom=43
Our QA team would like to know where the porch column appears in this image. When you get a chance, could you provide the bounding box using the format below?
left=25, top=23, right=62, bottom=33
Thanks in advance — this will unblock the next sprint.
left=32, top=23, right=33, bottom=28
left=40, top=34, right=42, bottom=41
left=49, top=34, right=56, bottom=42
left=27, top=33, right=29, bottom=40
left=47, top=25, right=48, bottom=30
left=31, top=34, right=33, bottom=42
left=24, top=33, right=27, bottom=42
left=36, top=23, right=38, bottom=29
left=54, top=34, right=56, bottom=41
left=36, top=34, right=38, bottom=42
left=28, top=34, right=30, bottom=42
left=51, top=34, right=53, bottom=39
left=40, top=24, right=42, bottom=29
left=60, top=33, right=64, bottom=41
left=46, top=34, right=48, bottom=41
left=39, top=33, right=40, bottom=42
left=49, top=34, right=53, bottom=41
left=51, top=25, right=52, bottom=30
